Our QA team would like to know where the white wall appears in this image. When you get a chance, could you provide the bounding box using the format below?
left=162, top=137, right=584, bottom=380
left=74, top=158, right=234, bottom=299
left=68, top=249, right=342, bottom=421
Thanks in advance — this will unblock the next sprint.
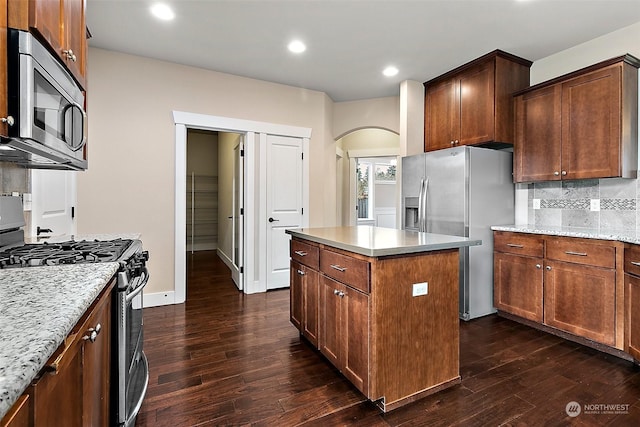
left=333, top=97, right=400, bottom=139
left=80, top=48, right=335, bottom=296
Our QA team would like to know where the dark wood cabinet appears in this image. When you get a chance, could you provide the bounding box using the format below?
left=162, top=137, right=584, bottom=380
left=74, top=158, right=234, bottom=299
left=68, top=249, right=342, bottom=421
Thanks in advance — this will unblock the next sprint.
left=319, top=275, right=369, bottom=394
left=544, top=260, right=616, bottom=346
left=424, top=50, right=531, bottom=152
left=290, top=235, right=461, bottom=412
left=624, top=244, right=640, bottom=361
left=494, top=252, right=543, bottom=322
left=493, top=232, right=544, bottom=322
left=290, top=240, right=320, bottom=347
left=0, top=0, right=8, bottom=138
left=0, top=395, right=30, bottom=427
left=514, top=55, right=639, bottom=183
left=8, top=0, right=87, bottom=89
left=30, top=279, right=114, bottom=427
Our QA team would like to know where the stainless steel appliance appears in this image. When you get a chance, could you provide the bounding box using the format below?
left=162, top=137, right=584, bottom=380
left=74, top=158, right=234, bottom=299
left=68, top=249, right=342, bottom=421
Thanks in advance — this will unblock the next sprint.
left=402, top=146, right=514, bottom=320
left=1, top=29, right=87, bottom=170
left=0, top=196, right=148, bottom=426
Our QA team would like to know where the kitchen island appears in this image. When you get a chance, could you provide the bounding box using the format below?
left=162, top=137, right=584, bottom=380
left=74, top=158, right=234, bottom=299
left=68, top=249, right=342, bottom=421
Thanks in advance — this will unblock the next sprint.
left=286, top=226, right=481, bottom=412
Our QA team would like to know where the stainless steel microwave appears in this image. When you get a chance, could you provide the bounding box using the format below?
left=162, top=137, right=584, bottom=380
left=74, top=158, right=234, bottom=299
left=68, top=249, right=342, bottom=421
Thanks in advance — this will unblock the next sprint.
left=0, top=29, right=87, bottom=170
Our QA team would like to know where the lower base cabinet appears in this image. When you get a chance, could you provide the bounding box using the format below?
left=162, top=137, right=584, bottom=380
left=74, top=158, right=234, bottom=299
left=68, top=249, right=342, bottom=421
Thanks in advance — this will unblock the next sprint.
left=319, top=276, right=369, bottom=395
left=626, top=273, right=640, bottom=360
left=8, top=279, right=115, bottom=427
left=290, top=236, right=461, bottom=412
left=494, top=252, right=543, bottom=322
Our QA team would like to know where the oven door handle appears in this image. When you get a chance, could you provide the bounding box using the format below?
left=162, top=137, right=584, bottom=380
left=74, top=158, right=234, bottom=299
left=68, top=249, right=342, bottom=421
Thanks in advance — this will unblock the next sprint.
left=125, top=267, right=149, bottom=304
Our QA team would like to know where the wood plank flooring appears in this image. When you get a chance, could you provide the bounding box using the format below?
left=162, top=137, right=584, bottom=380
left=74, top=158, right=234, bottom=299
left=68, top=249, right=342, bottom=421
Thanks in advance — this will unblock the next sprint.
left=136, top=251, right=640, bottom=426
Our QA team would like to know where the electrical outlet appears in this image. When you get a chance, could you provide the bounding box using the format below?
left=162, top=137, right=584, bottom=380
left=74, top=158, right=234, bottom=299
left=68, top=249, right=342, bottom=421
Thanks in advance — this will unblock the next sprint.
left=412, top=282, right=428, bottom=297
left=533, top=199, right=541, bottom=210
left=590, top=199, right=600, bottom=212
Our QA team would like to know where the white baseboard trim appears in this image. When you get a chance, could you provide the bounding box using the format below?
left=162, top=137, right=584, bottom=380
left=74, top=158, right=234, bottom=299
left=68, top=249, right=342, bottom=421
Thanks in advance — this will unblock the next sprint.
left=144, top=291, right=177, bottom=307
left=217, top=249, right=234, bottom=271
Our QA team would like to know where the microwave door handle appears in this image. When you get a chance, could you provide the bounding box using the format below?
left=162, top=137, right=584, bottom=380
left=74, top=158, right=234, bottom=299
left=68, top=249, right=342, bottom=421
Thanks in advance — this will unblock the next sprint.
left=62, top=102, right=87, bottom=151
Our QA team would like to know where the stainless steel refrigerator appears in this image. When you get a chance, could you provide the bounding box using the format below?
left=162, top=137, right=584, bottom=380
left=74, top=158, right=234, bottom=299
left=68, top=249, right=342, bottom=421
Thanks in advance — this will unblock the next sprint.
left=402, top=146, right=514, bottom=320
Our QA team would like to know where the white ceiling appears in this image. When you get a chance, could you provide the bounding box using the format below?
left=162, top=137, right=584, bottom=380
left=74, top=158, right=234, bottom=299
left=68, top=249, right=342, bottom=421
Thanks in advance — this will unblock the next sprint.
left=86, top=0, right=640, bottom=102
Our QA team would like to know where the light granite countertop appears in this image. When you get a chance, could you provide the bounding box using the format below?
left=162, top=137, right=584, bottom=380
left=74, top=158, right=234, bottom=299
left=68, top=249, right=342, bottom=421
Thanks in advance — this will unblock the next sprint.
left=491, top=224, right=640, bottom=244
left=0, top=263, right=119, bottom=420
left=286, top=226, right=481, bottom=257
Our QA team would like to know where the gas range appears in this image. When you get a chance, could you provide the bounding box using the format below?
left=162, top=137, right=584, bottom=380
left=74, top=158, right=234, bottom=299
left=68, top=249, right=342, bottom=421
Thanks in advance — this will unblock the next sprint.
left=0, top=238, right=137, bottom=268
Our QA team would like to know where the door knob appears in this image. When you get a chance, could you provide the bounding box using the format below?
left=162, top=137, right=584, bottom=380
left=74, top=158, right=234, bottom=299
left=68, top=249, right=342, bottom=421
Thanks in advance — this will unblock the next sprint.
left=268, top=217, right=279, bottom=223
left=37, top=226, right=53, bottom=235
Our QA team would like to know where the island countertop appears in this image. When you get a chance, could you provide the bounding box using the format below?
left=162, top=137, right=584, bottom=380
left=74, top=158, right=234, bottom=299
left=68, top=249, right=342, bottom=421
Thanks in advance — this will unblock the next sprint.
left=286, top=226, right=481, bottom=257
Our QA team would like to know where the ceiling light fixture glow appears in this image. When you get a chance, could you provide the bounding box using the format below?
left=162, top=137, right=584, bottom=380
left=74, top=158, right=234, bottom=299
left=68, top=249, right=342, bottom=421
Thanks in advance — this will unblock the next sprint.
left=151, top=3, right=175, bottom=21
left=383, top=66, right=399, bottom=77
left=288, top=40, right=306, bottom=54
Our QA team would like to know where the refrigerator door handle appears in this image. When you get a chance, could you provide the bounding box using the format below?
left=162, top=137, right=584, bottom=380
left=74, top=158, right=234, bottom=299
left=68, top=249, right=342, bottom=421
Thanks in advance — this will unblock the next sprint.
left=422, top=177, right=429, bottom=232
left=417, top=177, right=425, bottom=231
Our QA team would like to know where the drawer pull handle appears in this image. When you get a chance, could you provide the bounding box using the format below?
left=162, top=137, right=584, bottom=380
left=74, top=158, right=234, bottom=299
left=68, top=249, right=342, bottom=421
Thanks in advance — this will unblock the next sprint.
left=297, top=269, right=305, bottom=275
left=565, top=251, right=587, bottom=257
left=631, top=261, right=640, bottom=267
left=330, top=264, right=347, bottom=272
left=294, top=251, right=308, bottom=257
left=506, top=243, right=524, bottom=248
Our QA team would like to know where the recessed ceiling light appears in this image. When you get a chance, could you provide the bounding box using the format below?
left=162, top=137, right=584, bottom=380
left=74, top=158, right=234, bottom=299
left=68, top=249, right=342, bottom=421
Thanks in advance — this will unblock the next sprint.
left=288, top=40, right=306, bottom=54
left=150, top=3, right=175, bottom=21
left=383, top=66, right=399, bottom=77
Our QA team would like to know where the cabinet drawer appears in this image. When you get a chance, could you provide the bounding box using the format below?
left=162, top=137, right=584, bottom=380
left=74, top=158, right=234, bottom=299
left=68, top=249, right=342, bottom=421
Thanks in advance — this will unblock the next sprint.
left=320, top=249, right=370, bottom=293
left=290, top=239, right=319, bottom=269
left=625, top=244, right=640, bottom=277
left=546, top=237, right=615, bottom=269
left=493, top=231, right=544, bottom=257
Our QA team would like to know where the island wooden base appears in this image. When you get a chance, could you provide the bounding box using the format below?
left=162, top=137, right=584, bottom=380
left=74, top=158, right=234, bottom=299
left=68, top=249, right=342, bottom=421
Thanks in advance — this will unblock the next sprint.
left=290, top=235, right=462, bottom=412
left=375, top=376, right=461, bottom=413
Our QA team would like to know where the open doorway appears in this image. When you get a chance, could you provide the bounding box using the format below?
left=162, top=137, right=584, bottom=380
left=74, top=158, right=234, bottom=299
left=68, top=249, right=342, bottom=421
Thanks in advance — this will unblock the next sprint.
left=186, top=129, right=244, bottom=292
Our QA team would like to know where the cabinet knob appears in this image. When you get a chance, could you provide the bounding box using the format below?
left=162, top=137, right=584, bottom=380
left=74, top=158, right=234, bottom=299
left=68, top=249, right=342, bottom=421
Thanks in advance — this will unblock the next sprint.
left=450, top=141, right=455, bottom=145
left=561, top=171, right=567, bottom=176
left=536, top=264, right=541, bottom=269
left=1, top=116, right=14, bottom=126
left=63, top=49, right=77, bottom=62
left=546, top=266, right=552, bottom=271
left=83, top=331, right=98, bottom=343
left=334, top=289, right=340, bottom=295
left=554, top=171, right=560, bottom=176
left=454, top=140, right=459, bottom=145
left=297, top=269, right=305, bottom=275
left=338, top=291, right=345, bottom=298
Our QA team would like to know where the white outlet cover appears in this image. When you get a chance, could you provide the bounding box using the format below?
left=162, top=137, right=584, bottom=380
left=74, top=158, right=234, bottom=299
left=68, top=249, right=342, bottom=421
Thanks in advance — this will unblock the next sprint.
left=533, top=199, right=541, bottom=210
left=412, top=282, right=428, bottom=297
left=590, top=199, right=600, bottom=212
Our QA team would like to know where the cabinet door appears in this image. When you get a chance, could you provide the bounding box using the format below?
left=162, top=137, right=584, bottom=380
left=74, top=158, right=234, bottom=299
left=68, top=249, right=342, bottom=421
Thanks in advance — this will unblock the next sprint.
left=561, top=65, right=621, bottom=180
left=32, top=341, right=83, bottom=427
left=82, top=292, right=112, bottom=427
left=425, top=79, right=457, bottom=151
left=29, top=0, right=63, bottom=55
left=0, top=0, right=8, bottom=138
left=544, top=261, right=616, bottom=346
left=494, top=253, right=543, bottom=322
left=0, top=394, right=30, bottom=427
left=342, top=286, right=369, bottom=395
left=62, top=0, right=86, bottom=86
left=290, top=261, right=303, bottom=331
left=319, top=276, right=343, bottom=368
left=626, top=273, right=640, bottom=360
left=302, top=267, right=319, bottom=347
left=514, top=85, right=562, bottom=182
left=458, top=61, right=495, bottom=146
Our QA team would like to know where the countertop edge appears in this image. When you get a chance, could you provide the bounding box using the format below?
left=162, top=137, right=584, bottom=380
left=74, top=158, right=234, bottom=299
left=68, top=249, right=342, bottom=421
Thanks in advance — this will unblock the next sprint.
left=491, top=225, right=640, bottom=244
left=286, top=227, right=481, bottom=257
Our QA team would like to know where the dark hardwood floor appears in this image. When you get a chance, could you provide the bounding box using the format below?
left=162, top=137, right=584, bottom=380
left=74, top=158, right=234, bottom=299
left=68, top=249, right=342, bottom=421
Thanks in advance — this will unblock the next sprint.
left=136, top=251, right=640, bottom=426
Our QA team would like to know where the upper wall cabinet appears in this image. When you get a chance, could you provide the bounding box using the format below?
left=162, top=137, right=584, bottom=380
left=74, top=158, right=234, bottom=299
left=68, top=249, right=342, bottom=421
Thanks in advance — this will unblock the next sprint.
left=514, top=55, right=640, bottom=183
left=424, top=50, right=532, bottom=152
left=9, top=0, right=87, bottom=90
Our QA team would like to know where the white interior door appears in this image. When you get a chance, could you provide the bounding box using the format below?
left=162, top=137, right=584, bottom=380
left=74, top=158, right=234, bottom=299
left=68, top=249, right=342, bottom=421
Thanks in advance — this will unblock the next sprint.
left=30, top=170, right=77, bottom=238
left=231, top=139, right=244, bottom=290
left=266, top=135, right=303, bottom=290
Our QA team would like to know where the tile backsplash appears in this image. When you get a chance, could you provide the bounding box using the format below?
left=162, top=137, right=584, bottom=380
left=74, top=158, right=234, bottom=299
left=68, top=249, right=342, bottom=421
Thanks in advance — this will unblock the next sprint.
left=526, top=177, right=639, bottom=230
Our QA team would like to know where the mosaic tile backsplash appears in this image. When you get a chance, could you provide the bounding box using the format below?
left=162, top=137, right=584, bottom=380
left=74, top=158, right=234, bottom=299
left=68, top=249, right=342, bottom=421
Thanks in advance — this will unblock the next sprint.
left=526, top=178, right=639, bottom=230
